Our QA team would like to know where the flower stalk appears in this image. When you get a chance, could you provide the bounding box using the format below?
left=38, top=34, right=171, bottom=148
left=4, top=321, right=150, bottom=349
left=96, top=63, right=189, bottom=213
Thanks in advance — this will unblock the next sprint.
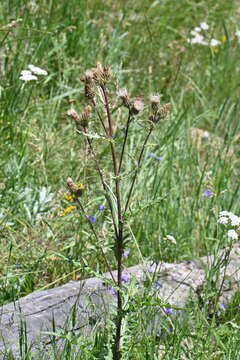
left=66, top=63, right=171, bottom=359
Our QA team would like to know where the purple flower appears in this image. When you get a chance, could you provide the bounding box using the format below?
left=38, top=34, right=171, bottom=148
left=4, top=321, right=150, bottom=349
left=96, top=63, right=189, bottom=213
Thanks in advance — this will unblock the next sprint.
left=164, top=308, right=173, bottom=315
left=146, top=266, right=154, bottom=273
left=109, top=287, right=116, bottom=296
left=89, top=215, right=96, bottom=224
left=238, top=304, right=240, bottom=309
left=147, top=152, right=155, bottom=159
left=220, top=303, right=226, bottom=310
left=155, top=281, right=162, bottom=289
left=156, top=156, right=164, bottom=161
left=121, top=273, right=130, bottom=284
left=124, top=249, right=130, bottom=259
left=15, top=262, right=21, bottom=269
left=203, top=189, right=213, bottom=198
left=99, top=204, right=106, bottom=211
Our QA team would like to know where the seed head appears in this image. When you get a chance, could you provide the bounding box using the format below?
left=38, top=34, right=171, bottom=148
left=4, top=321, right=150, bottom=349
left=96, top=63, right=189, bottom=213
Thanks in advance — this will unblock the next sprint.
left=81, top=105, right=92, bottom=128
left=66, top=177, right=85, bottom=197
left=149, top=94, right=161, bottom=106
left=150, top=103, right=171, bottom=123
left=131, top=99, right=144, bottom=115
left=67, top=108, right=82, bottom=131
left=157, top=103, right=172, bottom=119
left=67, top=108, right=80, bottom=121
left=117, top=88, right=131, bottom=108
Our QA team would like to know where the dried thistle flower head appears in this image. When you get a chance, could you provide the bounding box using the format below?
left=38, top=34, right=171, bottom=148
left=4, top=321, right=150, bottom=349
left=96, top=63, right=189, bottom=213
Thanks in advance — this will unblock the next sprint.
left=66, top=177, right=85, bottom=197
left=131, top=99, right=144, bottom=115
left=149, top=103, right=172, bottom=123
left=67, top=108, right=80, bottom=121
left=90, top=62, right=112, bottom=85
left=80, top=70, right=95, bottom=98
left=149, top=94, right=161, bottom=107
left=117, top=88, right=131, bottom=108
left=81, top=105, right=92, bottom=128
left=158, top=103, right=172, bottom=119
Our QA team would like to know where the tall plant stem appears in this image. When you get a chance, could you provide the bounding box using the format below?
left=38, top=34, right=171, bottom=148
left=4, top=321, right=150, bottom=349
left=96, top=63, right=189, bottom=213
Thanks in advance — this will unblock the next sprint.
left=101, top=84, right=124, bottom=360
left=118, top=111, right=132, bottom=174
left=91, top=98, right=108, bottom=135
left=124, top=125, right=154, bottom=214
left=82, top=128, right=118, bottom=239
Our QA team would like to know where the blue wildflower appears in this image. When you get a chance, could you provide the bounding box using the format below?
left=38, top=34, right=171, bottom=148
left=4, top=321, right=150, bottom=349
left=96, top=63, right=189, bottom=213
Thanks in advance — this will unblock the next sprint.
left=89, top=215, right=96, bottom=224
left=99, top=204, right=106, bottom=211
left=165, top=308, right=173, bottom=315
left=147, top=152, right=155, bottom=159
left=203, top=189, right=213, bottom=198
left=124, top=249, right=130, bottom=259
left=121, top=273, right=130, bottom=284
left=109, top=287, right=116, bottom=296
left=155, top=281, right=162, bottom=289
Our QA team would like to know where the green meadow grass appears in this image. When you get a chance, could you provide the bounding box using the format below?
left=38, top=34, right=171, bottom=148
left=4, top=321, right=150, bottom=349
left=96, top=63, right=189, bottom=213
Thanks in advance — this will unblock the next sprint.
left=0, top=0, right=240, bottom=358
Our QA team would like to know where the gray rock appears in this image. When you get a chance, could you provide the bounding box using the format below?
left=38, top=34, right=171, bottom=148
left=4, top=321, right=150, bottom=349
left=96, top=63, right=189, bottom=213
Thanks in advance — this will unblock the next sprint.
left=0, top=243, right=239, bottom=357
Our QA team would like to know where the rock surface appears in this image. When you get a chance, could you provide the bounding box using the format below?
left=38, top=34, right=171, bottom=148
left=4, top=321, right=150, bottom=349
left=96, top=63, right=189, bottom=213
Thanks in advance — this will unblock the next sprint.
left=0, top=244, right=240, bottom=357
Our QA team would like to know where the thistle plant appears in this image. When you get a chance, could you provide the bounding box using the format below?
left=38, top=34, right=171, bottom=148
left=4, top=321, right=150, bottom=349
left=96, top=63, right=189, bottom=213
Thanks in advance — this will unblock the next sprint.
left=66, top=63, right=171, bottom=360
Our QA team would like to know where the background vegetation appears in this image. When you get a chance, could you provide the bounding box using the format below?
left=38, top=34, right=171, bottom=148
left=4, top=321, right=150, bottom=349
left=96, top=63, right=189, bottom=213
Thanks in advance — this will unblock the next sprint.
left=0, top=0, right=240, bottom=358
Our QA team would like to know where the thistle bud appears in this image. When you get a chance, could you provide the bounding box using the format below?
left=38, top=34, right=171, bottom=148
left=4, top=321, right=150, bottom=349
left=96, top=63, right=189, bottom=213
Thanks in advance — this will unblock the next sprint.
left=90, top=62, right=112, bottom=85
left=66, top=177, right=85, bottom=197
left=157, top=103, right=172, bottom=119
left=117, top=88, right=131, bottom=108
left=149, top=94, right=161, bottom=111
left=130, top=99, right=144, bottom=115
left=67, top=108, right=80, bottom=121
left=81, top=105, right=92, bottom=128
left=67, top=108, right=82, bottom=131
left=149, top=103, right=172, bottom=123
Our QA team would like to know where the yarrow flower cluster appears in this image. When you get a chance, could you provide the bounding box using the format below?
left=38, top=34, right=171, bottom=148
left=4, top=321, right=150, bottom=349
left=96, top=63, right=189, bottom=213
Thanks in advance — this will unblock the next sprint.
left=19, top=64, right=48, bottom=81
left=218, top=211, right=240, bottom=240
left=188, top=22, right=221, bottom=50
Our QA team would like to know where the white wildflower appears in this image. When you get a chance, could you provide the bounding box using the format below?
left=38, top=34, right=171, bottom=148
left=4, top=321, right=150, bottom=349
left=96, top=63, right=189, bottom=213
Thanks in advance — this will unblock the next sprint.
left=166, top=235, right=176, bottom=244
left=228, top=214, right=240, bottom=227
left=20, top=70, right=32, bottom=76
left=188, top=34, right=207, bottom=45
left=210, top=39, right=221, bottom=47
left=200, top=22, right=209, bottom=30
left=19, top=72, right=38, bottom=81
left=219, top=211, right=231, bottom=217
left=194, top=26, right=202, bottom=32
left=235, top=30, right=240, bottom=39
left=218, top=217, right=228, bottom=225
left=227, top=229, right=238, bottom=240
left=28, top=64, right=48, bottom=76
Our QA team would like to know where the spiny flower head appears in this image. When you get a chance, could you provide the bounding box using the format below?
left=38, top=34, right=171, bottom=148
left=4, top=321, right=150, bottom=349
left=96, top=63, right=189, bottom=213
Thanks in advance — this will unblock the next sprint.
left=131, top=99, right=144, bottom=115
left=81, top=105, right=92, bottom=128
left=117, top=88, right=131, bottom=108
left=66, top=177, right=85, bottom=197
left=149, top=94, right=161, bottom=106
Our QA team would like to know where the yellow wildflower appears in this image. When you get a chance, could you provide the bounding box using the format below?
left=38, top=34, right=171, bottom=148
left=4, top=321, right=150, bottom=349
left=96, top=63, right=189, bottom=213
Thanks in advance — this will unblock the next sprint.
left=220, top=35, right=227, bottom=44
left=60, top=205, right=76, bottom=216
left=77, top=183, right=85, bottom=190
left=47, top=255, right=62, bottom=261
left=64, top=194, right=74, bottom=201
